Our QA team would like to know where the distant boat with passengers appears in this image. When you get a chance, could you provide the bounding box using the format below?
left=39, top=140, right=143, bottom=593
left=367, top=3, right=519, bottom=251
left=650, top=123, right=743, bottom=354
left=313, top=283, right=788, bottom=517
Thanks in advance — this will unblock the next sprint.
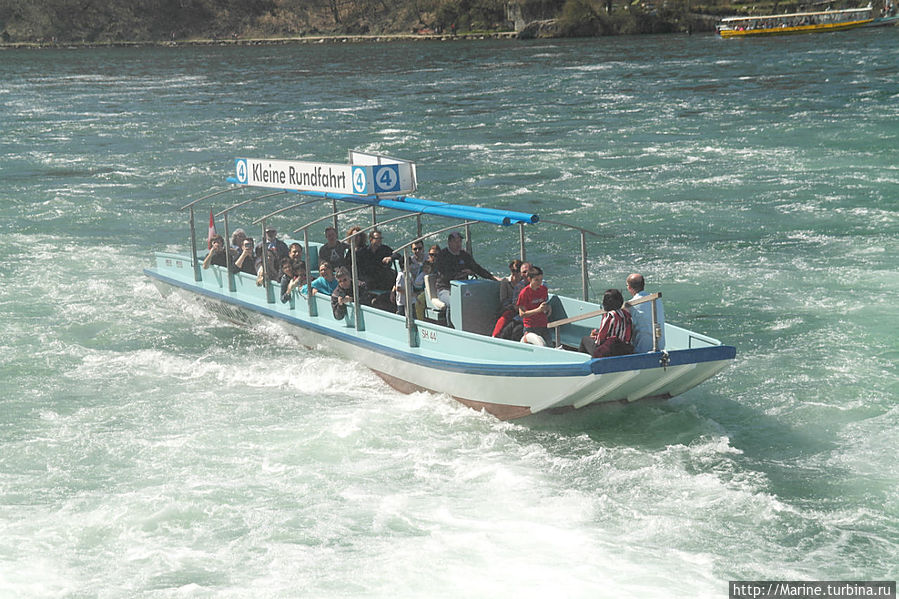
left=144, top=152, right=736, bottom=420
left=716, top=2, right=899, bottom=37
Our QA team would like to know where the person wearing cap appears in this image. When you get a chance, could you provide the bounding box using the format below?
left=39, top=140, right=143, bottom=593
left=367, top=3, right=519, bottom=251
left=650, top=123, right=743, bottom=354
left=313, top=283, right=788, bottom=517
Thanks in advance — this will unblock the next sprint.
left=435, top=231, right=499, bottom=311
left=255, top=227, right=289, bottom=262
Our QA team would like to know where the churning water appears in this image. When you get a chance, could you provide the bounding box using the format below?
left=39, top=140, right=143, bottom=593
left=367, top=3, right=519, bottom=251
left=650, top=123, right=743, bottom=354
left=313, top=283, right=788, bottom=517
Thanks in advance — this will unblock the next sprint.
left=1, top=32, right=897, bottom=598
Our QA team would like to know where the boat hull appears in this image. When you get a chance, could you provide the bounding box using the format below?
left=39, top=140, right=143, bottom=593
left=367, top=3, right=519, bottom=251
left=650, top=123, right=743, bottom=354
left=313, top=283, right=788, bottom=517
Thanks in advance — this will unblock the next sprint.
left=719, top=18, right=873, bottom=37
left=146, top=256, right=735, bottom=420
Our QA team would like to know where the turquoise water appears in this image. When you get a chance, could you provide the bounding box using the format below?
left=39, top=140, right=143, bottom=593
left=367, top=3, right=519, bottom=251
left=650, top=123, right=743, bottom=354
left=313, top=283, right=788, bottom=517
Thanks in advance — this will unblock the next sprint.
left=1, top=32, right=897, bottom=598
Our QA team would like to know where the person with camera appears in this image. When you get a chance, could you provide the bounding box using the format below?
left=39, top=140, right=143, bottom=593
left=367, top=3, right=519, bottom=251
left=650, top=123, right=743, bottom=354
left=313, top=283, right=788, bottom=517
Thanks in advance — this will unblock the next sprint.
left=231, top=237, right=257, bottom=276
left=202, top=234, right=229, bottom=269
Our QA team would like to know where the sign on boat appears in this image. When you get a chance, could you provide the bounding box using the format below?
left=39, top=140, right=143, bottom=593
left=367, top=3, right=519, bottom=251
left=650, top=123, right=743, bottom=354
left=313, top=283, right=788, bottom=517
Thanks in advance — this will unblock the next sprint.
left=144, top=152, right=736, bottom=420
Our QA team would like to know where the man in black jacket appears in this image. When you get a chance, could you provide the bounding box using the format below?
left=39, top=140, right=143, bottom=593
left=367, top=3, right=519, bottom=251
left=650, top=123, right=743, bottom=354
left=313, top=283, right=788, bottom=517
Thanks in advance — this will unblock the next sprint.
left=435, top=231, right=498, bottom=309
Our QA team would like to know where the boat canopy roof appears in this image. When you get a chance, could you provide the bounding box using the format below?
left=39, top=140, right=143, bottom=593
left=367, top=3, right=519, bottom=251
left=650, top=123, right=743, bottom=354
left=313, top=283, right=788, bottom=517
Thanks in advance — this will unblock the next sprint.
left=288, top=190, right=538, bottom=227
left=720, top=6, right=870, bottom=22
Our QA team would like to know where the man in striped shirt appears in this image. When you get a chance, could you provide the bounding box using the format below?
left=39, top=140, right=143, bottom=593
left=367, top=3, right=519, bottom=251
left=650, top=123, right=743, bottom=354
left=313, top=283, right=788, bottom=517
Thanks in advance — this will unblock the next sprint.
left=579, top=288, right=635, bottom=358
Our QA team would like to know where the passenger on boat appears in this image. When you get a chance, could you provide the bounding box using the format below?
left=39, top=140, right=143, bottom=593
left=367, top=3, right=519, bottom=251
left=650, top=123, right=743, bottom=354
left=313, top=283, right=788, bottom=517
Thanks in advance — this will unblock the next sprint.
left=492, top=259, right=523, bottom=337
left=202, top=234, right=229, bottom=269
left=331, top=266, right=372, bottom=320
left=395, top=241, right=426, bottom=295
left=579, top=289, right=634, bottom=358
left=435, top=231, right=499, bottom=311
left=414, top=261, right=434, bottom=319
left=364, top=229, right=397, bottom=290
left=255, top=227, right=289, bottom=262
left=347, top=226, right=376, bottom=287
left=287, top=242, right=303, bottom=271
left=427, top=245, right=441, bottom=264
left=279, top=260, right=305, bottom=303
left=230, top=228, right=247, bottom=252
left=255, top=244, right=281, bottom=286
left=517, top=266, right=552, bottom=346
left=625, top=273, right=665, bottom=353
left=513, top=261, right=531, bottom=299
left=232, top=237, right=257, bottom=276
left=302, top=260, right=339, bottom=296
left=393, top=254, right=425, bottom=317
left=319, top=226, right=350, bottom=269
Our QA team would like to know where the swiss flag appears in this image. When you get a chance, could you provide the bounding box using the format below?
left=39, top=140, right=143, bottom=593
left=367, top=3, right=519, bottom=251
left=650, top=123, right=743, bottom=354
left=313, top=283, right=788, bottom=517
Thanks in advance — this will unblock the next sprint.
left=206, top=210, right=216, bottom=249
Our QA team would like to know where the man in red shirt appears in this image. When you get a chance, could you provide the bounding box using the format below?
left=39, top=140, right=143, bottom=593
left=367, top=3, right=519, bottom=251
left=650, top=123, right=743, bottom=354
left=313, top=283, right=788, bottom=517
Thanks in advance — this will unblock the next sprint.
left=516, top=266, right=552, bottom=346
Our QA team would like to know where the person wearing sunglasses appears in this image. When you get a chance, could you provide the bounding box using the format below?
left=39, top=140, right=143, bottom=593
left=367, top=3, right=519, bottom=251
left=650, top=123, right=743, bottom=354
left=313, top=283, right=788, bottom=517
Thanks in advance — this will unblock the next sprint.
left=392, top=246, right=426, bottom=317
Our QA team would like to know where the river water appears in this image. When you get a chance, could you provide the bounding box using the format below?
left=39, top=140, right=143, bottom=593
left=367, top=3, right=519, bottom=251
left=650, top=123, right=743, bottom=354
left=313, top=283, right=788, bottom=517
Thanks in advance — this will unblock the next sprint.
left=1, top=31, right=897, bottom=598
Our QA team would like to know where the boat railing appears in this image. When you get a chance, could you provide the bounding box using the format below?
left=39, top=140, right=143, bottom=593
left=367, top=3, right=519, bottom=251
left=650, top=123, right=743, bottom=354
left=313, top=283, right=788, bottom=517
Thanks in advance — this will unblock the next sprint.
left=180, top=186, right=245, bottom=282
left=251, top=198, right=330, bottom=303
left=186, top=191, right=603, bottom=348
left=196, top=188, right=289, bottom=289
left=720, top=6, right=871, bottom=22
left=547, top=292, right=663, bottom=351
left=176, top=157, right=613, bottom=351
left=334, top=212, right=423, bottom=335
left=535, top=219, right=603, bottom=302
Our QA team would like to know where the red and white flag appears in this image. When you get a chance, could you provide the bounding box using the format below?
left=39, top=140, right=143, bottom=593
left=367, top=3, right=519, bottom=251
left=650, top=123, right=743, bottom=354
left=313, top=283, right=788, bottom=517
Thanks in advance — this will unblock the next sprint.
left=206, top=210, right=216, bottom=249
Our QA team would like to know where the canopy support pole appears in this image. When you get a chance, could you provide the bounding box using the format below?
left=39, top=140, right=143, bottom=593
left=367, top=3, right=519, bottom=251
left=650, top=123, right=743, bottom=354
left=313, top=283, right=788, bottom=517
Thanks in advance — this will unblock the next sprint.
left=350, top=232, right=363, bottom=331
left=651, top=299, right=659, bottom=352
left=519, top=222, right=526, bottom=261
left=261, top=218, right=274, bottom=304
left=223, top=212, right=235, bottom=292
left=403, top=246, right=418, bottom=348
left=181, top=186, right=245, bottom=283
left=580, top=230, right=589, bottom=302
left=188, top=206, right=201, bottom=282
left=303, top=228, right=317, bottom=317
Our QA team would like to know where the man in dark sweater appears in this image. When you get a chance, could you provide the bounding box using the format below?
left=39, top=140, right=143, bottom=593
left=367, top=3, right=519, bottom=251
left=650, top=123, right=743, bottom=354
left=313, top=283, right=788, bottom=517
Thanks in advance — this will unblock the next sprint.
left=435, top=231, right=498, bottom=309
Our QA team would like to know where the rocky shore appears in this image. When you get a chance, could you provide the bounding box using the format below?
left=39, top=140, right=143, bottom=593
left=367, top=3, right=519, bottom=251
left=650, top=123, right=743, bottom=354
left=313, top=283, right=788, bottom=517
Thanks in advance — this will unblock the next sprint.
left=0, top=31, right=525, bottom=50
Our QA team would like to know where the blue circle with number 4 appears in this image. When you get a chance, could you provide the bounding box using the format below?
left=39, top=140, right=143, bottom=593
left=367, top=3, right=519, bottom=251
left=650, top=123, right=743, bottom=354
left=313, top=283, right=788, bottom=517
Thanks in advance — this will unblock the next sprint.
left=374, top=165, right=400, bottom=192
left=352, top=167, right=367, bottom=194
left=235, top=159, right=248, bottom=184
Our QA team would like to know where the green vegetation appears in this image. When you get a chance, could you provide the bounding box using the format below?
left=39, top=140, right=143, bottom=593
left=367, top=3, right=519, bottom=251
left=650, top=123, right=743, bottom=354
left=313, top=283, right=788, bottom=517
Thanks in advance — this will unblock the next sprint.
left=0, top=0, right=869, bottom=43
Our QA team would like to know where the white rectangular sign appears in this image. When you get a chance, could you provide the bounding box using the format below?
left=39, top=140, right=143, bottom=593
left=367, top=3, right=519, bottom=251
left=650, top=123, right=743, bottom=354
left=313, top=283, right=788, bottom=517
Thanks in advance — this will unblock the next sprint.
left=350, top=151, right=417, bottom=194
left=234, top=158, right=359, bottom=194
left=234, top=156, right=417, bottom=196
